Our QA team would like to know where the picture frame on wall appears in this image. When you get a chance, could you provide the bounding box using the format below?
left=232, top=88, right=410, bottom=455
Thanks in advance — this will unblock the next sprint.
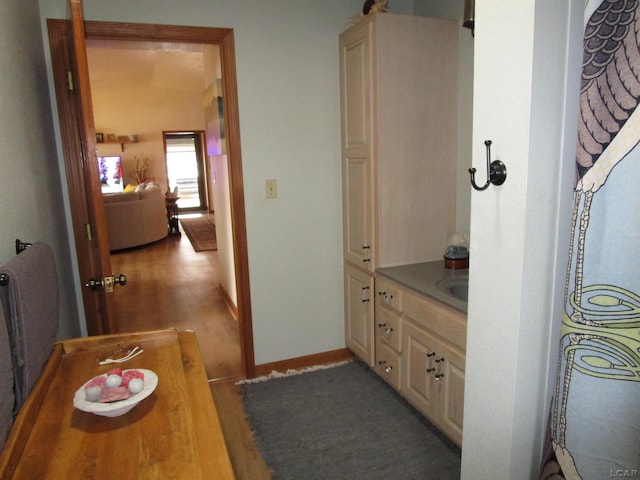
left=106, top=133, right=116, bottom=142
left=204, top=82, right=226, bottom=155
left=96, top=132, right=104, bottom=143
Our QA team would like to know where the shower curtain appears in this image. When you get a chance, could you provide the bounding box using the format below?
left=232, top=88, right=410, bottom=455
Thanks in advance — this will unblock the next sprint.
left=540, top=1, right=640, bottom=478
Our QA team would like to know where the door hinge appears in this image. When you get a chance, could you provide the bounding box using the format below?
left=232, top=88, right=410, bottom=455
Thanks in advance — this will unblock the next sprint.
left=66, top=70, right=74, bottom=91
left=85, top=223, right=92, bottom=241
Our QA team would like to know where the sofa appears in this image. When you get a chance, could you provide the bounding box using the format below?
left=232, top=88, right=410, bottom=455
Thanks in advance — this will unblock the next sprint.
left=102, top=182, right=168, bottom=251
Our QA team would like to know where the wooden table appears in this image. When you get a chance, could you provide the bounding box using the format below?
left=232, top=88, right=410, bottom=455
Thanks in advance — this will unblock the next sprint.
left=0, top=329, right=235, bottom=479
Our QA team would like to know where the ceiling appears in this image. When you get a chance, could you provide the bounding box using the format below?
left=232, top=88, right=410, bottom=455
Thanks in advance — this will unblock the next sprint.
left=86, top=40, right=209, bottom=93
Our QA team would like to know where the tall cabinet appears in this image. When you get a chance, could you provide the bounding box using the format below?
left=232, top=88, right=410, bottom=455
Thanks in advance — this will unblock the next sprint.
left=340, top=13, right=458, bottom=367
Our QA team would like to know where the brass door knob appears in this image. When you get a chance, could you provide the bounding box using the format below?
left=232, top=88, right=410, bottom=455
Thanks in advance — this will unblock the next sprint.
left=85, top=273, right=127, bottom=291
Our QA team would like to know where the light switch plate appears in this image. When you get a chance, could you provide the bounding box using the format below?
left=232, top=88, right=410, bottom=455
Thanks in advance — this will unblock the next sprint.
left=265, top=179, right=277, bottom=198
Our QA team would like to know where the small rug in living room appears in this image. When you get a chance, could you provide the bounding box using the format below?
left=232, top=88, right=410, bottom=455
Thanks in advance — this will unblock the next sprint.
left=180, top=215, right=217, bottom=252
left=241, top=361, right=461, bottom=479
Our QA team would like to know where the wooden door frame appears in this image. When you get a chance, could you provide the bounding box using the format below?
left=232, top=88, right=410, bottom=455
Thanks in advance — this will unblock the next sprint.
left=48, top=19, right=255, bottom=378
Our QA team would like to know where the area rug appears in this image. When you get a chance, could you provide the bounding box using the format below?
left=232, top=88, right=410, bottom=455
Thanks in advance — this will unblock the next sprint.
left=241, top=361, right=461, bottom=479
left=180, top=215, right=217, bottom=252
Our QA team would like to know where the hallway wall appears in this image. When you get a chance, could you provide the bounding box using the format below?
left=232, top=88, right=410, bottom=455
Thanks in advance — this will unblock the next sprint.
left=0, top=0, right=81, bottom=339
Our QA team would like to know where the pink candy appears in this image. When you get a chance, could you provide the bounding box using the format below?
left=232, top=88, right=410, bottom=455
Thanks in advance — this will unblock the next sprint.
left=121, top=370, right=144, bottom=388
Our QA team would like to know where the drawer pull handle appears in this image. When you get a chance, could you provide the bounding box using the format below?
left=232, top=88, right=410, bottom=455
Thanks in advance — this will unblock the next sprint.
left=377, top=323, right=393, bottom=334
left=426, top=352, right=436, bottom=358
left=435, top=357, right=445, bottom=363
left=377, top=290, right=394, bottom=301
left=378, top=360, right=393, bottom=373
left=426, top=367, right=436, bottom=373
left=435, top=373, right=444, bottom=380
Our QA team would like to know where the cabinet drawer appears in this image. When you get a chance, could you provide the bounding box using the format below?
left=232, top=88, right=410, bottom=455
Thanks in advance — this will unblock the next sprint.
left=404, top=292, right=466, bottom=351
left=374, top=340, right=401, bottom=391
left=375, top=278, right=403, bottom=313
left=375, top=307, right=402, bottom=352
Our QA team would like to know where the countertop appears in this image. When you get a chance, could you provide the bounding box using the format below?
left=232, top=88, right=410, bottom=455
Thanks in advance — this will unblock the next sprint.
left=376, top=261, right=468, bottom=313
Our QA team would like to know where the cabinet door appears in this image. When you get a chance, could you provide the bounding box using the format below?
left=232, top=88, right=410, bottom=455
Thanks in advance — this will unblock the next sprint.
left=340, top=22, right=375, bottom=271
left=343, top=156, right=374, bottom=269
left=339, top=20, right=372, bottom=156
left=437, top=341, right=465, bottom=446
left=402, top=321, right=439, bottom=420
left=344, top=265, right=374, bottom=366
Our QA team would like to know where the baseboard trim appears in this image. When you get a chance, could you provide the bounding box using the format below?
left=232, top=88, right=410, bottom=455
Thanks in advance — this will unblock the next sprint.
left=218, top=284, right=238, bottom=320
left=254, top=348, right=354, bottom=377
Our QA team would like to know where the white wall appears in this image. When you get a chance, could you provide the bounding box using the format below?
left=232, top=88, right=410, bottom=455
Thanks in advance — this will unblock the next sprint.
left=461, top=1, right=582, bottom=478
left=0, top=0, right=82, bottom=339
left=211, top=154, right=236, bottom=304
left=203, top=45, right=237, bottom=306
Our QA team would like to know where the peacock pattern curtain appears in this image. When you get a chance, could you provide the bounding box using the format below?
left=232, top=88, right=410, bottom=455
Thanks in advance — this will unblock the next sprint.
left=540, top=1, right=640, bottom=478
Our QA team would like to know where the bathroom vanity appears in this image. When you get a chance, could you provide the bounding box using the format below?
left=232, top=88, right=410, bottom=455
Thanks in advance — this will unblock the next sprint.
left=375, top=261, right=466, bottom=447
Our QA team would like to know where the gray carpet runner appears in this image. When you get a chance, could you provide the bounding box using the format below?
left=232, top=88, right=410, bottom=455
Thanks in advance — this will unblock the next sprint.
left=241, top=361, right=461, bottom=479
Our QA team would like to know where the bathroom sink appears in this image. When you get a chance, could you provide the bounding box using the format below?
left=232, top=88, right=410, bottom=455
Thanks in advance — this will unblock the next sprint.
left=435, top=278, right=469, bottom=302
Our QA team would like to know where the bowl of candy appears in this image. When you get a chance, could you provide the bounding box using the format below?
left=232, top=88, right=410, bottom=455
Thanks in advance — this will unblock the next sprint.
left=73, top=368, right=158, bottom=417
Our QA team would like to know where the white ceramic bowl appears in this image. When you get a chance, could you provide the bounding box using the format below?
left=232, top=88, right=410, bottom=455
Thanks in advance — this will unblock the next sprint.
left=73, top=369, right=158, bottom=417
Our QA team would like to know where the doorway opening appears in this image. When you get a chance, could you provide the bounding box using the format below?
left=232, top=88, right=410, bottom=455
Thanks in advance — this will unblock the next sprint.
left=164, top=131, right=207, bottom=211
left=47, top=19, right=255, bottom=378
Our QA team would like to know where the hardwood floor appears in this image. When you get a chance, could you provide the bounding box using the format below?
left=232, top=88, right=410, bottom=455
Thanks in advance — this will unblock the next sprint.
left=109, top=228, right=272, bottom=479
left=109, top=230, right=242, bottom=382
left=211, top=380, right=273, bottom=479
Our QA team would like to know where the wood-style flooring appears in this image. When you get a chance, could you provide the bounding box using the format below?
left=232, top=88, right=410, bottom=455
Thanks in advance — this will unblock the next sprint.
left=109, top=228, right=271, bottom=479
left=109, top=230, right=241, bottom=382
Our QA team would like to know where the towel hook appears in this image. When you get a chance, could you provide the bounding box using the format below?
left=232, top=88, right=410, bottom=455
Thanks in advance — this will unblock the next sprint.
left=15, top=239, right=32, bottom=255
left=469, top=140, right=507, bottom=191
